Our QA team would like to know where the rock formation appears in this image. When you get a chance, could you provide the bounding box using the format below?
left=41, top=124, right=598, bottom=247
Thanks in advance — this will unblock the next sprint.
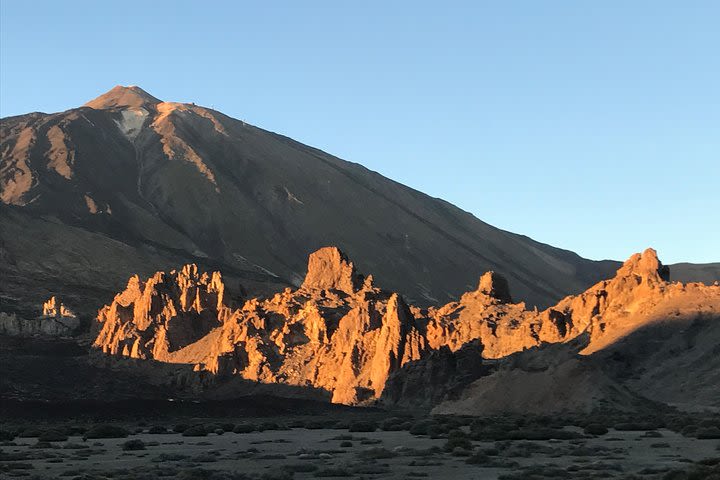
left=42, top=296, right=76, bottom=318
left=93, top=246, right=720, bottom=410
left=95, top=247, right=427, bottom=404
left=0, top=296, right=80, bottom=336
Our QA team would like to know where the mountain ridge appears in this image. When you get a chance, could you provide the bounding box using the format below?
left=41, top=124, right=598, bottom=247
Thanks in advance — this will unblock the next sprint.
left=1, top=85, right=717, bottom=321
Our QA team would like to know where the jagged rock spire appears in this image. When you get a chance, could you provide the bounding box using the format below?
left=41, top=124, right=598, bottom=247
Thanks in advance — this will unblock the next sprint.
left=301, top=247, right=365, bottom=294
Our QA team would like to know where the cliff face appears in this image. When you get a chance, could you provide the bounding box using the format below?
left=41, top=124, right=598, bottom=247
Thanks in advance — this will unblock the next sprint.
left=93, top=246, right=720, bottom=408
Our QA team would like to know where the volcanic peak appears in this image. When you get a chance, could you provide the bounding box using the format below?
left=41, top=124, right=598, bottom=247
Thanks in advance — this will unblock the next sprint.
left=84, top=85, right=161, bottom=110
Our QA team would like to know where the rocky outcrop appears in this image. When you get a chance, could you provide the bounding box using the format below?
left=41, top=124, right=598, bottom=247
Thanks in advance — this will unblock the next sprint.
left=300, top=247, right=364, bottom=294
left=94, top=246, right=720, bottom=409
left=94, top=248, right=427, bottom=404
left=42, top=296, right=75, bottom=318
left=95, top=264, right=229, bottom=360
left=0, top=296, right=80, bottom=336
left=429, top=249, right=720, bottom=413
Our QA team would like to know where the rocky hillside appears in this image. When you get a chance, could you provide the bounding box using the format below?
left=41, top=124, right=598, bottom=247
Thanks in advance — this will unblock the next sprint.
left=93, top=246, right=720, bottom=411
left=2, top=85, right=632, bottom=318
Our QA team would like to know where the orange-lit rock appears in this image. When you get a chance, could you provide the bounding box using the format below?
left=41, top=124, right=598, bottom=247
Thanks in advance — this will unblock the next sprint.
left=93, top=247, right=720, bottom=406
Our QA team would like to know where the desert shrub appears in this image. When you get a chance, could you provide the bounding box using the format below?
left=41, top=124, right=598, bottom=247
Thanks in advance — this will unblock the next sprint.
left=191, top=453, right=218, bottom=462
left=258, top=421, right=281, bottom=431
left=427, top=423, right=447, bottom=439
left=699, top=419, right=720, bottom=429
left=38, top=430, right=68, bottom=442
left=152, top=453, right=190, bottom=462
left=409, top=420, right=433, bottom=436
left=30, top=441, right=53, bottom=449
left=333, top=420, right=351, bottom=429
left=233, top=423, right=256, bottom=433
left=314, top=467, right=351, bottom=477
left=340, top=441, right=352, bottom=447
left=662, top=459, right=720, bottom=480
left=380, top=417, right=405, bottom=431
left=18, top=428, right=42, bottom=438
left=351, top=463, right=390, bottom=474
left=147, top=425, right=167, bottom=434
left=681, top=425, right=700, bottom=437
left=444, top=429, right=472, bottom=452
left=182, top=425, right=208, bottom=437
left=466, top=451, right=489, bottom=464
left=499, top=465, right=571, bottom=479
left=359, top=438, right=382, bottom=445
left=357, top=447, right=396, bottom=459
left=59, top=425, right=86, bottom=436
left=614, top=422, right=657, bottom=431
left=348, top=420, right=377, bottom=432
left=122, top=439, right=146, bottom=451
left=85, top=424, right=130, bottom=439
left=697, top=427, right=720, bottom=439
left=0, top=429, right=16, bottom=441
left=584, top=424, right=609, bottom=436
left=284, top=463, right=318, bottom=473
left=173, top=424, right=189, bottom=433
left=220, top=423, right=235, bottom=432
left=508, top=428, right=582, bottom=441
left=214, top=429, right=224, bottom=435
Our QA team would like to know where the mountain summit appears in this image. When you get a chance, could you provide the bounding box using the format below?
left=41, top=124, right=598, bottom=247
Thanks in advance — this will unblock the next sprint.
left=84, top=85, right=161, bottom=110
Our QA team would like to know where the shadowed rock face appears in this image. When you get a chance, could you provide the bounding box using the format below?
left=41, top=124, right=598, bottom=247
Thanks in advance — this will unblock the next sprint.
left=94, top=246, right=720, bottom=409
left=2, top=85, right=636, bottom=317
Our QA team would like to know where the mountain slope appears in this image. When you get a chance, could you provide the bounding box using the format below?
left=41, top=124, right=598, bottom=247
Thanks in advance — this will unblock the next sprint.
left=0, top=85, right=705, bottom=317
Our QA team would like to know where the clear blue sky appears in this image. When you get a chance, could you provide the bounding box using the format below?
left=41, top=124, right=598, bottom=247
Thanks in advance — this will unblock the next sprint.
left=1, top=1, right=718, bottom=264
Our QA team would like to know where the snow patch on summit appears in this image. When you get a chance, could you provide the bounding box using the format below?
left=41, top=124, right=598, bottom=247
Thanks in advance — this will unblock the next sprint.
left=114, top=108, right=149, bottom=141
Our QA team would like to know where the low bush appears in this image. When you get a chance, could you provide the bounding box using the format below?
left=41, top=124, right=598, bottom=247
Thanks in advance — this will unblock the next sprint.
left=357, top=447, right=396, bottom=459
left=85, top=424, right=130, bottom=439
left=122, top=439, right=146, bottom=451
left=380, top=417, right=406, bottom=431
left=38, top=430, right=68, bottom=442
left=614, top=422, right=658, bottom=431
left=314, top=467, right=351, bottom=477
left=173, top=424, right=189, bottom=433
left=697, top=427, right=720, bottom=439
left=147, top=426, right=167, bottom=434
left=258, top=421, right=281, bottom=431
left=409, top=420, right=433, bottom=436
left=181, top=425, right=208, bottom=437
left=584, top=424, right=609, bottom=436
left=444, top=429, right=472, bottom=452
left=233, top=423, right=256, bottom=433
left=348, top=421, right=378, bottom=432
